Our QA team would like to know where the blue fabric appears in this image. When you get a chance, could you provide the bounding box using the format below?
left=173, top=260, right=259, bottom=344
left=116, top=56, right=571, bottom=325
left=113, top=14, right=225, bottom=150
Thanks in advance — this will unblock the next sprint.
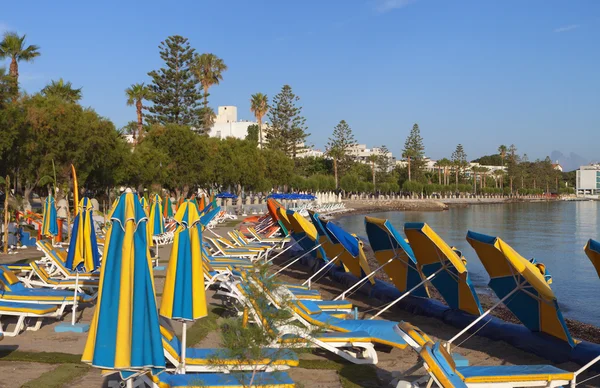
left=200, top=206, right=221, bottom=227
left=65, top=198, right=100, bottom=271
left=427, top=343, right=469, bottom=387
left=326, top=222, right=359, bottom=257
left=307, top=211, right=329, bottom=239
left=171, top=230, right=193, bottom=321
left=589, top=239, right=600, bottom=254
left=0, top=300, right=57, bottom=311
left=457, top=364, right=569, bottom=379
left=155, top=371, right=294, bottom=387
left=216, top=192, right=237, bottom=199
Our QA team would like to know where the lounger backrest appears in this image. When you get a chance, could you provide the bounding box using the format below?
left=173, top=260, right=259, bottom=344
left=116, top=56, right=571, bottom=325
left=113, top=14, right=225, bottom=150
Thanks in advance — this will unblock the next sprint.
left=419, top=342, right=466, bottom=388
left=0, top=267, right=20, bottom=291
left=160, top=325, right=182, bottom=361
left=398, top=321, right=433, bottom=347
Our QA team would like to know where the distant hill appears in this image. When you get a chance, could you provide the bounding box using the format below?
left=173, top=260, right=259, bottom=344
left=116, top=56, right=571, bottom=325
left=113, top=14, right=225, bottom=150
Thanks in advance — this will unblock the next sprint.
left=471, top=154, right=503, bottom=166
left=550, top=151, right=589, bottom=172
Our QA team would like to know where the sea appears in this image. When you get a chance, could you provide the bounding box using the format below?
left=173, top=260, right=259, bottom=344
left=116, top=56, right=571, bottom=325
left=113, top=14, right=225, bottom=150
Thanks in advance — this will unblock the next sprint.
left=334, top=201, right=600, bottom=326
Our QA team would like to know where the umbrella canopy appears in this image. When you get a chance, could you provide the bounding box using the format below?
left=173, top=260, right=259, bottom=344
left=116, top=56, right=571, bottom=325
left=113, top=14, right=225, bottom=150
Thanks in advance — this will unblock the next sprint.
left=162, top=196, right=174, bottom=219
left=584, top=239, right=600, bottom=278
left=148, top=194, right=165, bottom=236
left=216, top=191, right=237, bottom=199
left=286, top=210, right=327, bottom=260
left=65, top=197, right=100, bottom=272
left=82, top=191, right=165, bottom=371
left=267, top=198, right=287, bottom=235
left=467, top=230, right=575, bottom=346
left=198, top=196, right=206, bottom=213
left=199, top=202, right=221, bottom=230
left=405, top=223, right=483, bottom=316
left=365, top=217, right=427, bottom=297
left=140, top=196, right=149, bottom=216
left=325, top=220, right=374, bottom=283
left=42, top=194, right=58, bottom=237
left=160, top=201, right=207, bottom=321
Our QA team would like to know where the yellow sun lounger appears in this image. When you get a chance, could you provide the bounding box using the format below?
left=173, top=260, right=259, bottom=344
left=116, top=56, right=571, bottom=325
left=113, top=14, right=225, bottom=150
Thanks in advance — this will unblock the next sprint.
left=0, top=300, right=60, bottom=336
left=36, top=240, right=100, bottom=280
left=22, top=262, right=99, bottom=292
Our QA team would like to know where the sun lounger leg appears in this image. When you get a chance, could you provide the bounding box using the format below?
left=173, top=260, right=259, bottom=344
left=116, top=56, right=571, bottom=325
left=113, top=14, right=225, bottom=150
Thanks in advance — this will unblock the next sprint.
left=0, top=315, right=26, bottom=336
left=26, top=317, right=44, bottom=332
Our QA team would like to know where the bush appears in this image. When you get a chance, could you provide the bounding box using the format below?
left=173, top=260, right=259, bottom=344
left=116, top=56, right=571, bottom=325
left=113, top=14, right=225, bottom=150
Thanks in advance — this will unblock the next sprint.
left=402, top=181, right=423, bottom=194
left=340, top=174, right=360, bottom=193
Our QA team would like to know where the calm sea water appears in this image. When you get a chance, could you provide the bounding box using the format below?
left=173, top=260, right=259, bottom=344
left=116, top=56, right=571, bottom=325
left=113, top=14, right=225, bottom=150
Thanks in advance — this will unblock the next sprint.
left=335, top=201, right=600, bottom=326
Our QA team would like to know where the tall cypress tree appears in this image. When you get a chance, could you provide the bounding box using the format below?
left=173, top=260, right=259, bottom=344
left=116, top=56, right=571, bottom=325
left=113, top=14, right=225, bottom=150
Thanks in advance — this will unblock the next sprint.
left=266, top=85, right=309, bottom=158
left=146, top=35, right=201, bottom=127
left=402, top=123, right=425, bottom=181
left=326, top=120, right=357, bottom=188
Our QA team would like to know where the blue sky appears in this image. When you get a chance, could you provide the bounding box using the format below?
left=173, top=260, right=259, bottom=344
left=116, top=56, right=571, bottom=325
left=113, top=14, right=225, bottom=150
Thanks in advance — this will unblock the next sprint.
left=1, top=0, right=598, bottom=162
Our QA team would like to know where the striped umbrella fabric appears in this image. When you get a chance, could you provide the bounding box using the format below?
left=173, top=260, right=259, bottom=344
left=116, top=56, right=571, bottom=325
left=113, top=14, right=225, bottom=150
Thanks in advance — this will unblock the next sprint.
left=149, top=194, right=165, bottom=237
left=42, top=194, right=58, bottom=237
left=162, top=196, right=173, bottom=219
left=405, top=223, right=483, bottom=316
left=65, top=197, right=100, bottom=272
left=468, top=230, right=575, bottom=346
left=584, top=239, right=600, bottom=278
left=82, top=191, right=165, bottom=372
left=140, top=196, right=149, bottom=216
left=160, top=201, right=207, bottom=321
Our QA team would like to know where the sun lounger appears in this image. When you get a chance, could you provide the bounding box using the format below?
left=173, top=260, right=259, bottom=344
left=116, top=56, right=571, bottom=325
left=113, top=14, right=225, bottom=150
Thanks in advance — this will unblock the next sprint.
left=0, top=300, right=60, bottom=336
left=206, top=237, right=265, bottom=261
left=160, top=325, right=299, bottom=372
left=247, top=227, right=290, bottom=247
left=402, top=341, right=573, bottom=388
left=36, top=240, right=100, bottom=280
left=142, top=370, right=296, bottom=388
left=22, top=262, right=99, bottom=292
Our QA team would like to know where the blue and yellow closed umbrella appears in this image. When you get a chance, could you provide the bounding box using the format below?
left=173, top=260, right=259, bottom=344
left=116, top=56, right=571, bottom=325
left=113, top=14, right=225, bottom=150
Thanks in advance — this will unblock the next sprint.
left=65, top=198, right=100, bottom=272
left=405, top=223, right=483, bottom=316
left=365, top=217, right=428, bottom=296
left=140, top=196, right=149, bottom=216
left=82, top=191, right=165, bottom=373
left=584, top=239, right=600, bottom=278
left=149, top=194, right=164, bottom=237
left=42, top=194, right=58, bottom=238
left=467, top=231, right=575, bottom=346
left=160, top=200, right=207, bottom=373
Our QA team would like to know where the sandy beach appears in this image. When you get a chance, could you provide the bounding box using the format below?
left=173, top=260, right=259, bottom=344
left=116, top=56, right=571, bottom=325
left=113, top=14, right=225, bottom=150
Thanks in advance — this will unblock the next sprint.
left=0, top=219, right=598, bottom=387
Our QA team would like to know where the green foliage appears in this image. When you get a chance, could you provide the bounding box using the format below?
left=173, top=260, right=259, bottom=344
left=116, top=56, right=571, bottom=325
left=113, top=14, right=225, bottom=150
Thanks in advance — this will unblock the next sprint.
left=402, top=180, right=423, bottom=194
left=327, top=120, right=357, bottom=187
left=250, top=93, right=269, bottom=147
left=266, top=85, right=309, bottom=158
left=245, top=124, right=259, bottom=143
left=403, top=123, right=426, bottom=181
left=295, top=156, right=332, bottom=176
left=21, top=364, right=89, bottom=388
left=41, top=78, right=82, bottom=103
left=471, top=154, right=503, bottom=165
left=146, top=35, right=201, bottom=127
left=191, top=53, right=227, bottom=132
left=261, top=149, right=294, bottom=189
left=340, top=174, right=361, bottom=192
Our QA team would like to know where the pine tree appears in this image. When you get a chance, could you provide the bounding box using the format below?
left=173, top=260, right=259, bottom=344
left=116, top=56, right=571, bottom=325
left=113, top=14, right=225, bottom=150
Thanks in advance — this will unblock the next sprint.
left=146, top=35, right=202, bottom=127
left=451, top=144, right=467, bottom=188
left=326, top=120, right=357, bottom=189
left=266, top=85, right=309, bottom=158
left=402, top=123, right=425, bottom=181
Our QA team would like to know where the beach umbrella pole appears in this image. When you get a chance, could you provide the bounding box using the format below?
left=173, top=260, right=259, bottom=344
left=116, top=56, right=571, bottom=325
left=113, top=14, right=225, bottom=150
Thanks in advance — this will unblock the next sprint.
left=334, top=257, right=395, bottom=301
left=180, top=321, right=187, bottom=374
left=269, top=244, right=321, bottom=278
left=265, top=236, right=307, bottom=264
left=71, top=273, right=79, bottom=325
left=302, top=252, right=343, bottom=289
left=369, top=267, right=444, bottom=320
left=446, top=284, right=522, bottom=349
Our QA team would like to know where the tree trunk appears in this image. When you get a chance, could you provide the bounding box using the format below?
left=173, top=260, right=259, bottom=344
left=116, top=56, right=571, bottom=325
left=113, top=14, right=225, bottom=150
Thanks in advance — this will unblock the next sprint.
left=371, top=162, right=376, bottom=187
left=455, top=169, right=459, bottom=189
left=135, top=100, right=143, bottom=143
left=203, top=86, right=209, bottom=107
left=258, top=117, right=263, bottom=149
left=23, top=184, right=33, bottom=212
left=333, top=158, right=338, bottom=189
left=474, top=171, right=477, bottom=193
left=4, top=176, right=10, bottom=253
left=407, top=157, right=411, bottom=181
left=9, top=58, right=18, bottom=103
left=510, top=177, right=513, bottom=194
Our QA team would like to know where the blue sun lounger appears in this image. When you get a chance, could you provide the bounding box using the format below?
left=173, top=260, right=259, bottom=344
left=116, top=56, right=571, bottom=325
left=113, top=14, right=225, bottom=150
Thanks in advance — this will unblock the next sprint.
left=144, top=370, right=296, bottom=387
left=413, top=341, right=574, bottom=388
left=0, top=299, right=60, bottom=336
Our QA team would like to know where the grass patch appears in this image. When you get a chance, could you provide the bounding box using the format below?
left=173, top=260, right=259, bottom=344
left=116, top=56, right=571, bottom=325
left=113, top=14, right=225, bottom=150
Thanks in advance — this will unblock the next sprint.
left=186, top=308, right=220, bottom=346
left=0, top=349, right=82, bottom=364
left=298, top=360, right=380, bottom=387
left=22, top=364, right=90, bottom=388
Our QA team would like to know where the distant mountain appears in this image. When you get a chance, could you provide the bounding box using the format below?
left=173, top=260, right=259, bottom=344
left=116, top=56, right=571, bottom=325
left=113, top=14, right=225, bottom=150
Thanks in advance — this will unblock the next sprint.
left=550, top=151, right=590, bottom=172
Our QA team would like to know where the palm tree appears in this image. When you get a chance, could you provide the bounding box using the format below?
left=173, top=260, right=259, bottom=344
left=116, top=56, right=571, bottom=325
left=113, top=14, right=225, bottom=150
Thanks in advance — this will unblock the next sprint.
left=250, top=93, right=269, bottom=148
left=327, top=146, right=344, bottom=189
left=479, top=166, right=489, bottom=189
left=367, top=154, right=378, bottom=187
left=41, top=78, right=82, bottom=103
left=498, top=145, right=507, bottom=189
left=191, top=53, right=227, bottom=109
left=434, top=161, right=441, bottom=185
left=0, top=32, right=40, bottom=84
left=125, top=83, right=152, bottom=143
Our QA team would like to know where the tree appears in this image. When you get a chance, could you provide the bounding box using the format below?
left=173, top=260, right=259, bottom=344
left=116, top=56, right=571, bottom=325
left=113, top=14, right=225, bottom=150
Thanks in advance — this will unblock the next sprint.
left=367, top=154, right=378, bottom=187
left=146, top=35, right=201, bottom=127
left=41, top=78, right=82, bottom=103
left=0, top=32, right=40, bottom=96
left=498, top=145, right=507, bottom=189
left=125, top=83, right=152, bottom=143
left=402, top=123, right=425, bottom=181
left=245, top=124, right=259, bottom=144
left=250, top=93, right=269, bottom=148
left=451, top=144, right=467, bottom=189
left=191, top=53, right=227, bottom=132
left=507, top=144, right=518, bottom=193
left=326, top=120, right=357, bottom=189
left=266, top=85, right=309, bottom=158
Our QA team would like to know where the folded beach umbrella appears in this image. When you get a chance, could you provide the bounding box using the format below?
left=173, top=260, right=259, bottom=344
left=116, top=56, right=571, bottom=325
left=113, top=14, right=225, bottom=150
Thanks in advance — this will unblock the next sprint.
left=584, top=239, right=600, bottom=278
left=65, top=197, right=100, bottom=272
left=323, top=219, right=374, bottom=282
left=160, top=201, right=207, bottom=373
left=267, top=198, right=288, bottom=235
left=162, top=196, right=173, bottom=219
left=42, top=194, right=58, bottom=238
left=307, top=210, right=345, bottom=263
left=286, top=210, right=327, bottom=260
left=199, top=203, right=221, bottom=230
left=197, top=195, right=206, bottom=213
left=148, top=194, right=164, bottom=237
left=365, top=217, right=428, bottom=297
left=467, top=231, right=575, bottom=346
left=82, top=191, right=165, bottom=373
left=140, top=196, right=149, bottom=216
left=405, top=223, right=483, bottom=316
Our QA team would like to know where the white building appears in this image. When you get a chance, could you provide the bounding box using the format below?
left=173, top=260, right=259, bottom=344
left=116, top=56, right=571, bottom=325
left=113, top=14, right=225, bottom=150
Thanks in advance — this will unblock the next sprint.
left=208, top=106, right=258, bottom=140
left=576, top=164, right=600, bottom=196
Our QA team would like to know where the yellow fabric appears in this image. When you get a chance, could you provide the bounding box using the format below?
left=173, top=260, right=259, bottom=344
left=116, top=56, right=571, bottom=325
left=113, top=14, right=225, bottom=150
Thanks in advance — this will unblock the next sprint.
left=397, top=322, right=433, bottom=347
left=419, top=343, right=458, bottom=387
left=464, top=372, right=573, bottom=383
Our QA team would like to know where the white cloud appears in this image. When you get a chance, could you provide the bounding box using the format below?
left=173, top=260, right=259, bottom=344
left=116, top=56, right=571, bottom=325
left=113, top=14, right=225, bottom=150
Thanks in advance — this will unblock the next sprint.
left=554, top=24, right=580, bottom=33
left=374, top=0, right=418, bottom=13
